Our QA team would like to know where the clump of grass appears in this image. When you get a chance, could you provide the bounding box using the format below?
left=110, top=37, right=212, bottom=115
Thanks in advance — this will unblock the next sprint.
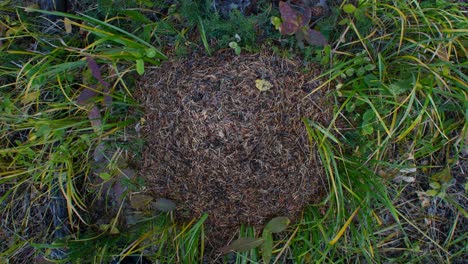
left=176, top=0, right=275, bottom=52
left=0, top=4, right=172, bottom=262
left=280, top=0, right=467, bottom=262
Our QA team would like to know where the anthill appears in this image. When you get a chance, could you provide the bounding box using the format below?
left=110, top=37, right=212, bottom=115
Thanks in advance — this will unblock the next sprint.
left=136, top=51, right=334, bottom=243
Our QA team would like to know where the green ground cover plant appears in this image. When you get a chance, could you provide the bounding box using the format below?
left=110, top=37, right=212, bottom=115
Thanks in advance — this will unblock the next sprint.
left=0, top=0, right=466, bottom=263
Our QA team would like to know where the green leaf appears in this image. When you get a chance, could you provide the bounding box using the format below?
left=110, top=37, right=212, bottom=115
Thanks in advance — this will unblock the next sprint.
left=362, top=110, right=376, bottom=122
left=229, top=42, right=238, bottom=49
left=343, top=4, right=356, bottom=14
left=265, top=216, right=290, bottom=233
left=262, top=230, right=273, bottom=264
left=271, top=16, right=282, bottom=30
left=136, top=59, right=145, bottom=75
left=426, top=189, right=438, bottom=197
left=235, top=46, right=241, bottom=56
left=345, top=68, right=355, bottom=77
left=338, top=18, right=349, bottom=25
left=98, top=172, right=112, bottom=181
left=219, top=237, right=264, bottom=253
left=361, top=124, right=374, bottom=135
left=429, top=182, right=441, bottom=190
left=145, top=48, right=157, bottom=58
left=365, top=64, right=376, bottom=71
left=357, top=66, right=366, bottom=76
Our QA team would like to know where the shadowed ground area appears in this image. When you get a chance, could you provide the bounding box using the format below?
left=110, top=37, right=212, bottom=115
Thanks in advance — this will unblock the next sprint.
left=136, top=51, right=334, bottom=233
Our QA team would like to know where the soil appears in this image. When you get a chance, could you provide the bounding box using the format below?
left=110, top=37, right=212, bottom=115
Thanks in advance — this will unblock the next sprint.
left=135, top=51, right=334, bottom=243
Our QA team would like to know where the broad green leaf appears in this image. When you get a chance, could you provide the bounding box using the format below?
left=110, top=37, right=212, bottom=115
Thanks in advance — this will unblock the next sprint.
left=152, top=198, right=176, bottom=212
left=362, top=110, right=376, bottom=122
left=361, top=124, right=373, bottom=135
left=356, top=66, right=366, bottom=76
left=426, top=189, right=438, bottom=197
left=136, top=59, right=145, bottom=75
left=145, top=48, right=157, bottom=58
left=343, top=4, right=356, bottom=14
left=229, top=42, right=238, bottom=49
left=265, top=216, right=290, bottom=233
left=219, top=237, right=264, bottom=253
left=262, top=230, right=273, bottom=264
left=365, top=64, right=376, bottom=71
left=345, top=68, right=355, bottom=77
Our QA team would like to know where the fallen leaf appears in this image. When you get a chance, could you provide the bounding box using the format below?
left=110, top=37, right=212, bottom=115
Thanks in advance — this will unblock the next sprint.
left=130, top=194, right=154, bottom=210
left=265, top=216, right=290, bottom=233
left=86, top=57, right=110, bottom=88
left=21, top=90, right=40, bottom=105
left=393, top=175, right=415, bottom=183
left=64, top=18, right=72, bottom=33
left=302, top=28, right=327, bottom=47
left=279, top=1, right=299, bottom=35
left=88, top=106, right=102, bottom=132
left=417, top=191, right=430, bottom=208
left=399, top=167, right=417, bottom=173
left=152, top=198, right=176, bottom=212
left=77, top=86, right=97, bottom=106
left=255, top=79, right=273, bottom=92
left=93, top=143, right=106, bottom=162
left=219, top=237, right=264, bottom=253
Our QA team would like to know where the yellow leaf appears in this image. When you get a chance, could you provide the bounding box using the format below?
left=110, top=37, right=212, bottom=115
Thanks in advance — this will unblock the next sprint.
left=329, top=206, right=360, bottom=245
left=64, top=18, right=72, bottom=33
left=21, top=91, right=39, bottom=105
left=255, top=79, right=272, bottom=92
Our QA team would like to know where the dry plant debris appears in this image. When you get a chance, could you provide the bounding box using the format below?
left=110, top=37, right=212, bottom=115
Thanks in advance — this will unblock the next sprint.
left=136, top=51, right=334, bottom=231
